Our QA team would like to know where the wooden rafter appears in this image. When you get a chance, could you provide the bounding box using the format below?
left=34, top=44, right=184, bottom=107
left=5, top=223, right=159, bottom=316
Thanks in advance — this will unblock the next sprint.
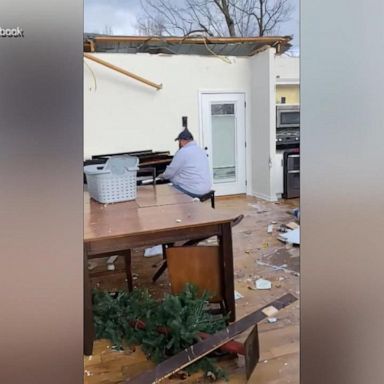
left=83, top=53, right=162, bottom=91
left=93, top=35, right=291, bottom=45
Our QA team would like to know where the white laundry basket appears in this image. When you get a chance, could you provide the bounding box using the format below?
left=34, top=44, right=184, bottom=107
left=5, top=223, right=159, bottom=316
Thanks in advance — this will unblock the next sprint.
left=84, top=156, right=139, bottom=203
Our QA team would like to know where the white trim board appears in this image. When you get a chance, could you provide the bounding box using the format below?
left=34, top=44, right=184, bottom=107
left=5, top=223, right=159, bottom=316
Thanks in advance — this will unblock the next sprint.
left=252, top=191, right=279, bottom=202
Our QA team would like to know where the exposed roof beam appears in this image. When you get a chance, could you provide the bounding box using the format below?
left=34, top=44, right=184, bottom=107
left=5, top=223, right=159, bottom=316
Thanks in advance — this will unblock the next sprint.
left=93, top=35, right=291, bottom=45
left=83, top=53, right=162, bottom=91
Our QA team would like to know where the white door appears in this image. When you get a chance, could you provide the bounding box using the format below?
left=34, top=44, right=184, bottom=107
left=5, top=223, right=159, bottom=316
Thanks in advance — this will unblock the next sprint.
left=200, top=93, right=246, bottom=196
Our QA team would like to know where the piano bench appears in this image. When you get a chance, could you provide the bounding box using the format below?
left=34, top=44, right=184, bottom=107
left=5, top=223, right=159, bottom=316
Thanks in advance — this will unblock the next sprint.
left=199, top=190, right=215, bottom=209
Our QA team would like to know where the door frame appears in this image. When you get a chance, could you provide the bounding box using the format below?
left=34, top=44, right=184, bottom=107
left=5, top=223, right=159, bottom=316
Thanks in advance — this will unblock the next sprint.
left=198, top=90, right=247, bottom=196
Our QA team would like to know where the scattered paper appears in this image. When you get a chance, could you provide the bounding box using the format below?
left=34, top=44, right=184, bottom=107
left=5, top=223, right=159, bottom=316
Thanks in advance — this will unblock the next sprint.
left=278, top=227, right=300, bottom=245
left=255, top=278, right=272, bottom=290
left=267, top=224, right=273, bottom=233
left=234, top=290, right=244, bottom=300
left=267, top=317, right=278, bottom=323
left=248, top=203, right=269, bottom=213
left=144, top=245, right=163, bottom=257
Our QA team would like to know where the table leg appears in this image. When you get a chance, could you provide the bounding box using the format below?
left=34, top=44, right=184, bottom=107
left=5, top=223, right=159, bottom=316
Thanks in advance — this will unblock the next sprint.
left=219, top=222, right=236, bottom=322
left=123, top=250, right=133, bottom=291
left=84, top=247, right=95, bottom=356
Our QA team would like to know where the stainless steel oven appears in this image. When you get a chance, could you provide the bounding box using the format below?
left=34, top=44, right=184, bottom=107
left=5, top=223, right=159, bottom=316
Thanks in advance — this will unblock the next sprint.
left=283, top=151, right=300, bottom=199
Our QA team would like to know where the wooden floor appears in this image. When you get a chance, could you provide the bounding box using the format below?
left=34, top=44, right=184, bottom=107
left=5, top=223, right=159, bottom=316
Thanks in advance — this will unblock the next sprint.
left=84, top=195, right=300, bottom=384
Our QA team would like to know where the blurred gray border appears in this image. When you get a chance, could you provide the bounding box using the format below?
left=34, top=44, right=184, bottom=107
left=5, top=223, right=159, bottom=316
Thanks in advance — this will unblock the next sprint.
left=0, top=1, right=83, bottom=383
left=301, top=0, right=384, bottom=382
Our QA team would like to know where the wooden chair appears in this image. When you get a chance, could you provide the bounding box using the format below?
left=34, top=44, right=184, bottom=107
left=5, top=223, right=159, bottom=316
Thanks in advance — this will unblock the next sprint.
left=88, top=250, right=133, bottom=292
left=152, top=214, right=244, bottom=283
left=166, top=245, right=226, bottom=312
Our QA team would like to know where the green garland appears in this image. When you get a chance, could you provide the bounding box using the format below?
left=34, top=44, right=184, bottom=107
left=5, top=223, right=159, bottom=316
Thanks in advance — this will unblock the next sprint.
left=93, top=284, right=229, bottom=380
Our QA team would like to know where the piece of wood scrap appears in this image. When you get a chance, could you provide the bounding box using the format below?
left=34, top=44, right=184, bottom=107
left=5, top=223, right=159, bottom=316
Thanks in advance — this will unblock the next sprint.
left=286, top=222, right=299, bottom=230
left=125, top=293, right=297, bottom=384
left=262, top=306, right=279, bottom=317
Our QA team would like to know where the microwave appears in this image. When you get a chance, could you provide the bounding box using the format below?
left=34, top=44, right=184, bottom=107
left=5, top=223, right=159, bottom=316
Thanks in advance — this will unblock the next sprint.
left=276, top=104, right=300, bottom=128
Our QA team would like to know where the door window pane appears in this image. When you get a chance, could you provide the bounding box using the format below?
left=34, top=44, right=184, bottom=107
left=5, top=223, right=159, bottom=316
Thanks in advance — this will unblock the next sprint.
left=211, top=103, right=236, bottom=182
left=211, top=104, right=235, bottom=115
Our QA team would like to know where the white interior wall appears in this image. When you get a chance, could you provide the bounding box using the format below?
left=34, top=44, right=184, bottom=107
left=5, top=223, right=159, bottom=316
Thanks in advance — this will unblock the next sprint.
left=275, top=55, right=300, bottom=82
left=250, top=48, right=277, bottom=200
left=84, top=51, right=285, bottom=198
left=84, top=53, right=252, bottom=160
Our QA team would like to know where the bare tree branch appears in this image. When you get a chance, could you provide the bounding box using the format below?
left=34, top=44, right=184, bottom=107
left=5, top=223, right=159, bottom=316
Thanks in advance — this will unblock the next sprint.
left=136, top=0, right=293, bottom=37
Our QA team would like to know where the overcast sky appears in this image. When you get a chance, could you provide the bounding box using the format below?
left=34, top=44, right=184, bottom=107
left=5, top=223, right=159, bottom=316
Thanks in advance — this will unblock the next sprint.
left=84, top=0, right=299, bottom=54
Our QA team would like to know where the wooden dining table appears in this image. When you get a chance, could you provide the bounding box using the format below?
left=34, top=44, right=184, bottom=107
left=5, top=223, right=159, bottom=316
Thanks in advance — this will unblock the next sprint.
left=84, top=184, right=238, bottom=355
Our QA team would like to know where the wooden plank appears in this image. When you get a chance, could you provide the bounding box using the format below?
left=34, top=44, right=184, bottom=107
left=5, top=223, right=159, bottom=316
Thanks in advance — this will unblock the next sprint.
left=220, top=222, right=236, bottom=322
left=125, top=294, right=297, bottom=384
left=84, top=246, right=95, bottom=356
left=245, top=324, right=260, bottom=380
left=83, top=53, right=162, bottom=90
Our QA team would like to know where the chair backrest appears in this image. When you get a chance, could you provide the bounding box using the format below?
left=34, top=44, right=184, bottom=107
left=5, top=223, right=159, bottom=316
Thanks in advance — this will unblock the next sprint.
left=166, top=246, right=223, bottom=302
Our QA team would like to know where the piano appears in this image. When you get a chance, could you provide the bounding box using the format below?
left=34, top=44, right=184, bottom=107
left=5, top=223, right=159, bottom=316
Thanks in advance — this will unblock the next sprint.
left=83, top=150, right=173, bottom=185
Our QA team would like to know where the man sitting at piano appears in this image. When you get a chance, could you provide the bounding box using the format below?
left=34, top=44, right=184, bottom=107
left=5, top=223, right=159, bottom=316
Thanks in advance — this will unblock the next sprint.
left=158, top=128, right=212, bottom=198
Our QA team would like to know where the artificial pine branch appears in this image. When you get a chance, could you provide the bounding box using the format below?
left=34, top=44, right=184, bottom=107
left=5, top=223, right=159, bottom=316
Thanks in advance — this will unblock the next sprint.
left=93, top=284, right=228, bottom=380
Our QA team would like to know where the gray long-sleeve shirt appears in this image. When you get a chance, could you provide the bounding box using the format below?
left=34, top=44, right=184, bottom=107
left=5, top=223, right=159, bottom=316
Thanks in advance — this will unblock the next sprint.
left=161, top=141, right=212, bottom=195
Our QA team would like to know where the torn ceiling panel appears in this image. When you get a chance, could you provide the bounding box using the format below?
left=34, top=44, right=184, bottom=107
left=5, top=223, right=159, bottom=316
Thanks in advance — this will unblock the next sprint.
left=84, top=34, right=292, bottom=57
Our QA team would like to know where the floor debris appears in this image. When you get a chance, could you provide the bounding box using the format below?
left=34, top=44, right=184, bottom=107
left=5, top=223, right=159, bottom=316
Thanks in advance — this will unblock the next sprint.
left=106, top=255, right=118, bottom=271
left=248, top=203, right=269, bottom=213
left=86, top=195, right=300, bottom=384
left=144, top=245, right=163, bottom=257
left=256, top=260, right=290, bottom=273
left=234, top=290, right=244, bottom=300
left=278, top=227, right=300, bottom=245
left=255, top=278, right=272, bottom=290
left=267, top=224, right=273, bottom=233
left=88, top=261, right=97, bottom=270
left=127, top=294, right=297, bottom=384
left=285, top=222, right=299, bottom=230
left=261, top=305, right=279, bottom=317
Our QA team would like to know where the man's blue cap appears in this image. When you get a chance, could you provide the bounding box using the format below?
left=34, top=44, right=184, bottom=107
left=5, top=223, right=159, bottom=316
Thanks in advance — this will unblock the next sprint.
left=175, top=128, right=194, bottom=141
